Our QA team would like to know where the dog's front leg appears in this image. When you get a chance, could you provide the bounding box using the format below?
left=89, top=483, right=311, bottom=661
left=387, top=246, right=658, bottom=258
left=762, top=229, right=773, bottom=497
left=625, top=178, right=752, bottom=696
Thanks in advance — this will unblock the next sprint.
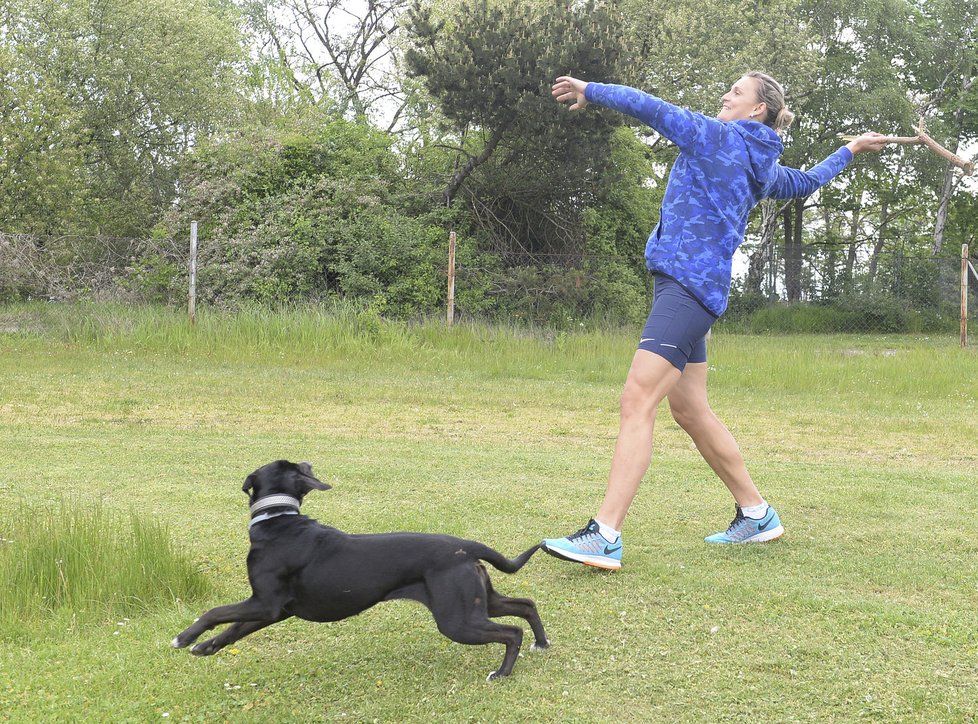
left=189, top=616, right=290, bottom=656
left=171, top=596, right=281, bottom=650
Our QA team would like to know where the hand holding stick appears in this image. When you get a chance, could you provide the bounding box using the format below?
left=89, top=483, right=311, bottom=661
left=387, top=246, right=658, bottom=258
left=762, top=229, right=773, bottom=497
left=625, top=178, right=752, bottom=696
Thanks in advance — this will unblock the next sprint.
left=841, top=121, right=974, bottom=175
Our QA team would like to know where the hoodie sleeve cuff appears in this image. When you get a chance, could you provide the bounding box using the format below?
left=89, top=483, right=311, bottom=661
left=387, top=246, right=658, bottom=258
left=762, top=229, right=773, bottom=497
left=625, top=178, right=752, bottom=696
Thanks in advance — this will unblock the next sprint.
left=839, top=146, right=854, bottom=163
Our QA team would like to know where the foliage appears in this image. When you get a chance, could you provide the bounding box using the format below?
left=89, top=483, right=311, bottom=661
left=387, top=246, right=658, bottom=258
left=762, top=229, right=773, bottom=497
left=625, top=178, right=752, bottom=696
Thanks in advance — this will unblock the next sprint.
left=724, top=295, right=957, bottom=334
left=165, top=110, right=445, bottom=314
left=404, top=0, right=629, bottom=236
left=242, top=0, right=408, bottom=126
left=2, top=0, right=977, bottom=326
left=0, top=0, right=244, bottom=236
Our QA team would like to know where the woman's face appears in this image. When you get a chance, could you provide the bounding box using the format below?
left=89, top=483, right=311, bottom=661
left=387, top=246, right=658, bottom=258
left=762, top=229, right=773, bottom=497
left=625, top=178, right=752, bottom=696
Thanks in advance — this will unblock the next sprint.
left=718, top=76, right=765, bottom=122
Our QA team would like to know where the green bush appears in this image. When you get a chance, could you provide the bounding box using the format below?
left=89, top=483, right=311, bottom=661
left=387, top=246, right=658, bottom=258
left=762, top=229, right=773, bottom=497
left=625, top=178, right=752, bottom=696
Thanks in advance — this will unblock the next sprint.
left=163, top=113, right=446, bottom=316
left=118, top=252, right=183, bottom=304
left=726, top=295, right=959, bottom=334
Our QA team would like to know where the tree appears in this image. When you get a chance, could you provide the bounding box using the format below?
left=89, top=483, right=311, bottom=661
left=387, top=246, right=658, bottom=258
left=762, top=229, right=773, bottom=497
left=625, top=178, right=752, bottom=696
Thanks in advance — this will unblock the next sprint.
left=403, top=0, right=627, bottom=210
left=0, top=0, right=243, bottom=236
left=624, top=0, right=821, bottom=112
left=904, top=0, right=978, bottom=255
left=244, top=0, right=408, bottom=128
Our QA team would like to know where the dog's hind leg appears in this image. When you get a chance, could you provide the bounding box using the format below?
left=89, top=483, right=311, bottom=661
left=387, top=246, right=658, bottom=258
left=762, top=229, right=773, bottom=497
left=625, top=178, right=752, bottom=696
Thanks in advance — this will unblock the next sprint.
left=424, top=570, right=524, bottom=680
left=172, top=596, right=283, bottom=650
left=436, top=615, right=524, bottom=681
left=484, top=574, right=549, bottom=651
left=189, top=616, right=292, bottom=656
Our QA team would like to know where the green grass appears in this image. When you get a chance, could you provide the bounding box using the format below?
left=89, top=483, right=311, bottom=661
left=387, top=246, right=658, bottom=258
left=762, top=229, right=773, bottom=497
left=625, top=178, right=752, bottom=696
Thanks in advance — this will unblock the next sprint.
left=0, top=502, right=211, bottom=641
left=0, top=303, right=976, bottom=721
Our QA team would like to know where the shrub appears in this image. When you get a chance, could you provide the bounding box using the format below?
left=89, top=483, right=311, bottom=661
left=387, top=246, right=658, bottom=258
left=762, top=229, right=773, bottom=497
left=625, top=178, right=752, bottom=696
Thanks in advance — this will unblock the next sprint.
left=164, top=113, right=447, bottom=316
left=728, top=295, right=952, bottom=334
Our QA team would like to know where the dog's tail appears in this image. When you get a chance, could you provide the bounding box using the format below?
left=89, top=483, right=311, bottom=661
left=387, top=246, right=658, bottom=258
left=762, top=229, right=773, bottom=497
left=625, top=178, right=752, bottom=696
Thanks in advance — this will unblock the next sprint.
left=477, top=543, right=541, bottom=574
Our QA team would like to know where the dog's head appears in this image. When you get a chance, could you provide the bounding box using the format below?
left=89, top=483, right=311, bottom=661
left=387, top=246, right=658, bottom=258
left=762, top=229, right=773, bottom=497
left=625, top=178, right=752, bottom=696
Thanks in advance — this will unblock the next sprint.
left=241, top=460, right=331, bottom=505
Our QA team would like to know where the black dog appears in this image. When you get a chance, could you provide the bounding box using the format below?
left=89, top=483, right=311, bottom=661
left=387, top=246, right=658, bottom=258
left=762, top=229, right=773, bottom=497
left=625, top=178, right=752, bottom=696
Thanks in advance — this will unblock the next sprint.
left=172, top=460, right=549, bottom=679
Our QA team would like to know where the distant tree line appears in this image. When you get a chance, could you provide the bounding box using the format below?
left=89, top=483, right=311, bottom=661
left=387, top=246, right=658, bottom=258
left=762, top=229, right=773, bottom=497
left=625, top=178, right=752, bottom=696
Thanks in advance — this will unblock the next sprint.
left=1, top=0, right=976, bottom=327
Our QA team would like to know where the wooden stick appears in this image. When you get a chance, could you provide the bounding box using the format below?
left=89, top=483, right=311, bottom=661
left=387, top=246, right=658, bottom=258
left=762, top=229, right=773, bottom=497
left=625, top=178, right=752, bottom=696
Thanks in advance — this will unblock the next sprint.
left=840, top=133, right=974, bottom=175
left=447, top=230, right=456, bottom=327
left=840, top=135, right=920, bottom=144
left=189, top=220, right=198, bottom=326
left=917, top=130, right=974, bottom=175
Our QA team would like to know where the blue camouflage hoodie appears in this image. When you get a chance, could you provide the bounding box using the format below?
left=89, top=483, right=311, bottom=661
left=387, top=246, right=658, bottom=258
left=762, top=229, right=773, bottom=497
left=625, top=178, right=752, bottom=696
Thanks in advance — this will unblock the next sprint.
left=585, top=82, right=854, bottom=317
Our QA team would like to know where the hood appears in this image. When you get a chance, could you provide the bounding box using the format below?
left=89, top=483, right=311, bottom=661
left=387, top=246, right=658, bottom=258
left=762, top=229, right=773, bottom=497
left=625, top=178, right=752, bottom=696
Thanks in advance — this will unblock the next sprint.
left=731, top=120, right=784, bottom=187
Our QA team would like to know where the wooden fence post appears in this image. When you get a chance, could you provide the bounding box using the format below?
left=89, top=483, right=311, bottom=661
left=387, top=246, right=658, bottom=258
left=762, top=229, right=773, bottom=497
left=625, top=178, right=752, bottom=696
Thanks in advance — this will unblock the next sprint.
left=189, top=221, right=198, bottom=326
left=963, top=243, right=969, bottom=348
left=447, top=230, right=456, bottom=327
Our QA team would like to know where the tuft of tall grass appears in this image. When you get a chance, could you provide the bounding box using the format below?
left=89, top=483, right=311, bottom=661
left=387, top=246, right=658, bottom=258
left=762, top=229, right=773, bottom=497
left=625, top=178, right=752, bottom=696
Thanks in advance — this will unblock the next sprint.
left=0, top=501, right=211, bottom=640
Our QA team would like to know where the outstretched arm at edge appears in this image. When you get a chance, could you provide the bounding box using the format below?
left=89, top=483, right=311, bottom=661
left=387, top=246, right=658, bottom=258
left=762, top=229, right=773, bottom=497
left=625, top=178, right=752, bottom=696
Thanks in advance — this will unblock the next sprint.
left=551, top=76, right=721, bottom=153
left=766, top=147, right=853, bottom=199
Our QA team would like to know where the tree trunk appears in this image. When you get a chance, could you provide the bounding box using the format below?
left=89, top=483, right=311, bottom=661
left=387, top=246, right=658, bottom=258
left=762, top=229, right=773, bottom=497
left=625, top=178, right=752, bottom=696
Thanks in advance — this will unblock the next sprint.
left=842, top=202, right=862, bottom=294
left=933, top=69, right=973, bottom=255
left=933, top=145, right=960, bottom=256
left=867, top=200, right=889, bottom=292
left=444, top=123, right=509, bottom=207
left=746, top=199, right=782, bottom=295
left=783, top=198, right=804, bottom=302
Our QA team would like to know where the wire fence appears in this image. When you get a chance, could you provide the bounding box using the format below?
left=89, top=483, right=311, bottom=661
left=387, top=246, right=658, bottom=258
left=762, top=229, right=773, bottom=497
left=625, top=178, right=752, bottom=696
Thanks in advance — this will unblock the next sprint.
left=1, top=231, right=975, bottom=337
left=0, top=233, right=187, bottom=303
left=450, top=242, right=975, bottom=335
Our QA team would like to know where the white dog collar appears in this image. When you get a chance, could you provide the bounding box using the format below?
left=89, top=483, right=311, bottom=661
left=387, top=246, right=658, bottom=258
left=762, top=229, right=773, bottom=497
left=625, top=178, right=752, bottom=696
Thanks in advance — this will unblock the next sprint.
left=249, top=494, right=301, bottom=515
left=248, top=494, right=302, bottom=530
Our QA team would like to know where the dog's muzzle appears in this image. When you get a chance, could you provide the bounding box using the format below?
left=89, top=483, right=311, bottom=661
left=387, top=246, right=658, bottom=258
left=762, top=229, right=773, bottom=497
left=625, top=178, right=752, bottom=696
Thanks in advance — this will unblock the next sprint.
left=249, top=494, right=301, bottom=529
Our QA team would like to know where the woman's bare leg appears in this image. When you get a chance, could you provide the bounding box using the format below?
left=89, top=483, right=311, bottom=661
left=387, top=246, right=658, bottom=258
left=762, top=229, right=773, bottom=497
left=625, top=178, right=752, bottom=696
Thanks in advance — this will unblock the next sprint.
left=666, top=362, right=763, bottom=507
left=594, top=349, right=683, bottom=530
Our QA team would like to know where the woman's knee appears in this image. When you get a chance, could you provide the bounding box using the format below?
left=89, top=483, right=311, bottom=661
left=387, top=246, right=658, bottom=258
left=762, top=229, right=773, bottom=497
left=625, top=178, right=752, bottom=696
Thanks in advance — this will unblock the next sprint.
left=619, top=380, right=658, bottom=421
left=669, top=399, right=712, bottom=431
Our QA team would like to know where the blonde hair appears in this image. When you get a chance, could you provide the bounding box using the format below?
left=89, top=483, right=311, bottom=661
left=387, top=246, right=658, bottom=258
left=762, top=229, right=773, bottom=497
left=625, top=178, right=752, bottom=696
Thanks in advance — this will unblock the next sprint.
left=746, top=71, right=795, bottom=131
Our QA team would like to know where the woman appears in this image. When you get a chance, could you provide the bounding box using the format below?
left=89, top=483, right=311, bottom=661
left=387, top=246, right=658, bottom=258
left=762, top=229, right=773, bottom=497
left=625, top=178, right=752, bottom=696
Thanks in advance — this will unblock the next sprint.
left=541, top=72, right=887, bottom=569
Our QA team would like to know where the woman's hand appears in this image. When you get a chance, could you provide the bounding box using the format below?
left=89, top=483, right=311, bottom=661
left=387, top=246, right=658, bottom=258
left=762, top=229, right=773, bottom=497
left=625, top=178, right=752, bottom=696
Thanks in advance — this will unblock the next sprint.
left=845, top=132, right=890, bottom=155
left=552, top=76, right=589, bottom=111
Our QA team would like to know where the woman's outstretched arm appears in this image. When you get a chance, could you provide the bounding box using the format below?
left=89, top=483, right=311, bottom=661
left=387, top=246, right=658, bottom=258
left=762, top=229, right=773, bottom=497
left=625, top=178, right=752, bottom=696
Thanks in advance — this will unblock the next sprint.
left=552, top=75, right=724, bottom=153
left=767, top=132, right=889, bottom=199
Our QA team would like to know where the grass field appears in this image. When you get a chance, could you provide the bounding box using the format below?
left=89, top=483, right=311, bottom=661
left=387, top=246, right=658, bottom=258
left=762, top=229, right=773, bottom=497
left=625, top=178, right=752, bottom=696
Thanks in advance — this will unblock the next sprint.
left=1, top=303, right=976, bottom=722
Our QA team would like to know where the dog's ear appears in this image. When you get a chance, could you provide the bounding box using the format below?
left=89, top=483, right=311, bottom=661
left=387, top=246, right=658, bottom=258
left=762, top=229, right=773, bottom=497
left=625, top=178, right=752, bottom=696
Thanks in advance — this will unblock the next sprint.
left=305, top=478, right=331, bottom=492
left=297, top=462, right=331, bottom=492
left=242, top=474, right=256, bottom=494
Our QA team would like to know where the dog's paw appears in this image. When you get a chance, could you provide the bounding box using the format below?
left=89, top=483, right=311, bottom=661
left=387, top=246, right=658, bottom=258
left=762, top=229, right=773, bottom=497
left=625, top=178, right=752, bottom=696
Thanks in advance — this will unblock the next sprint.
left=486, top=670, right=502, bottom=682
left=171, top=636, right=190, bottom=649
left=190, top=640, right=221, bottom=656
left=529, top=640, right=550, bottom=652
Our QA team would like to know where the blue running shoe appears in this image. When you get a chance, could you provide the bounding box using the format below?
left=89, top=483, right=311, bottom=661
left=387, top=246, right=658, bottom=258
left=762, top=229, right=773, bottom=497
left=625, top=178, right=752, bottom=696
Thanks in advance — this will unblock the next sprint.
left=705, top=505, right=784, bottom=544
left=542, top=519, right=622, bottom=570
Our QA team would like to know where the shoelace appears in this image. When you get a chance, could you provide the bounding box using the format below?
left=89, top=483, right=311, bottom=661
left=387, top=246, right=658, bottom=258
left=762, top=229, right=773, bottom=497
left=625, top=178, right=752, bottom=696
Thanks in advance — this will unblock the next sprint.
left=566, top=519, right=600, bottom=542
left=724, top=508, right=747, bottom=535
